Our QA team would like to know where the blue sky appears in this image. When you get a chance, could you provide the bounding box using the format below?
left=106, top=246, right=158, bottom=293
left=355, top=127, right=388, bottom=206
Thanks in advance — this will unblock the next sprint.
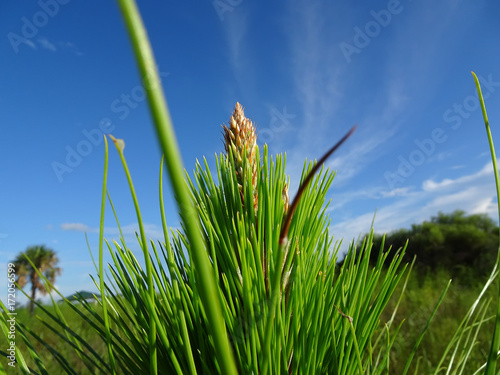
left=1, top=0, right=500, bottom=305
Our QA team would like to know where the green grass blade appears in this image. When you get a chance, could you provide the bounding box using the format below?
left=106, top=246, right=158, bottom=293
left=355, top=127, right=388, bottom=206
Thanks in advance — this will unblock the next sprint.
left=114, top=1, right=237, bottom=373
left=99, top=135, right=116, bottom=374
left=472, top=71, right=500, bottom=375
left=18, top=325, right=78, bottom=375
left=159, top=156, right=197, bottom=375
left=35, top=320, right=108, bottom=373
left=108, top=134, right=158, bottom=374
left=402, top=279, right=451, bottom=375
left=0, top=299, right=41, bottom=374
left=15, top=288, right=114, bottom=373
left=14, top=254, right=98, bottom=372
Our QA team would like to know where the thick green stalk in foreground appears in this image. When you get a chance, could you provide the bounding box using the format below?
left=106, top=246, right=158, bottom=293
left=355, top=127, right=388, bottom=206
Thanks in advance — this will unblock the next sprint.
left=472, top=71, right=500, bottom=375
left=115, top=1, right=238, bottom=374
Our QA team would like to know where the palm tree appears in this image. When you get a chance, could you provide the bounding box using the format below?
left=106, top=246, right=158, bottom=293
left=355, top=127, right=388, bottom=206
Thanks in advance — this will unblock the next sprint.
left=12, top=245, right=62, bottom=314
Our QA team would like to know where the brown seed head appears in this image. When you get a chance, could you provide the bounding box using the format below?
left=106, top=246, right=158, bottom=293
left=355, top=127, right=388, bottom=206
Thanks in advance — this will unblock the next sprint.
left=222, top=102, right=258, bottom=211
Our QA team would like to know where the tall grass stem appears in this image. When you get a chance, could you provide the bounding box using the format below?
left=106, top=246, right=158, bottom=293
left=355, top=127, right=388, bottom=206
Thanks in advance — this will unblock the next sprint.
left=115, top=1, right=238, bottom=373
left=98, top=135, right=116, bottom=373
left=472, top=71, right=500, bottom=375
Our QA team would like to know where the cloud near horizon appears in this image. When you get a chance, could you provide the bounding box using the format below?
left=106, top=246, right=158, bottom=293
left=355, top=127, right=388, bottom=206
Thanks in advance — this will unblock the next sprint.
left=331, top=160, right=498, bottom=254
left=61, top=223, right=91, bottom=232
left=60, top=222, right=167, bottom=242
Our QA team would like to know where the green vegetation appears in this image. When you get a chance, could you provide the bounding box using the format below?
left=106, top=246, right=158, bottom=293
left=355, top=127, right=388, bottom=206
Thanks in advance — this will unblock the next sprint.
left=336, top=209, right=500, bottom=373
left=344, top=210, right=499, bottom=283
left=1, top=303, right=108, bottom=374
left=385, top=268, right=496, bottom=374
left=1, top=2, right=500, bottom=374
left=2, top=268, right=496, bottom=374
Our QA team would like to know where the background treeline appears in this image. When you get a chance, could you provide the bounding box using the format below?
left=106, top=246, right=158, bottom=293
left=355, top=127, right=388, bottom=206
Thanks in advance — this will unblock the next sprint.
left=338, top=210, right=499, bottom=373
left=341, top=210, right=499, bottom=283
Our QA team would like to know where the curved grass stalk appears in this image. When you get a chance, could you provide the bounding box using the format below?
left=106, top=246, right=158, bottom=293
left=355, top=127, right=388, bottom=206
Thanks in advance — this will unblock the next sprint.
left=99, top=135, right=116, bottom=373
left=109, top=134, right=158, bottom=374
left=279, top=125, right=356, bottom=243
left=472, top=71, right=500, bottom=375
left=115, top=1, right=238, bottom=373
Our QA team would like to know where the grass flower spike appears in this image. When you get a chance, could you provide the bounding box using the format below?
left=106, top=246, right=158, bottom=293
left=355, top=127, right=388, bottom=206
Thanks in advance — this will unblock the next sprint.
left=223, top=102, right=259, bottom=211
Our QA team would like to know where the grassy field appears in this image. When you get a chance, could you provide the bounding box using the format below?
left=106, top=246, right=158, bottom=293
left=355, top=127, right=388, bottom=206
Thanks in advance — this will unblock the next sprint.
left=383, top=268, right=496, bottom=374
left=1, top=266, right=497, bottom=374
left=2, top=302, right=108, bottom=374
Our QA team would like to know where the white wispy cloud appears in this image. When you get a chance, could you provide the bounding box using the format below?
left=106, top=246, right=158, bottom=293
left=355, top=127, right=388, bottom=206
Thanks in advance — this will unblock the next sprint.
left=38, top=37, right=57, bottom=51
left=59, top=260, right=95, bottom=268
left=61, top=223, right=91, bottom=232
left=328, top=185, right=413, bottom=212
left=104, top=223, right=166, bottom=242
left=32, top=37, right=83, bottom=55
left=278, top=1, right=349, bottom=192
left=223, top=8, right=249, bottom=86
left=331, top=161, right=498, bottom=254
left=422, top=162, right=492, bottom=191
left=281, top=1, right=412, bottom=190
left=23, top=39, right=36, bottom=50
left=60, top=222, right=166, bottom=240
left=380, top=187, right=412, bottom=198
left=58, top=41, right=83, bottom=56
left=286, top=1, right=343, bottom=139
